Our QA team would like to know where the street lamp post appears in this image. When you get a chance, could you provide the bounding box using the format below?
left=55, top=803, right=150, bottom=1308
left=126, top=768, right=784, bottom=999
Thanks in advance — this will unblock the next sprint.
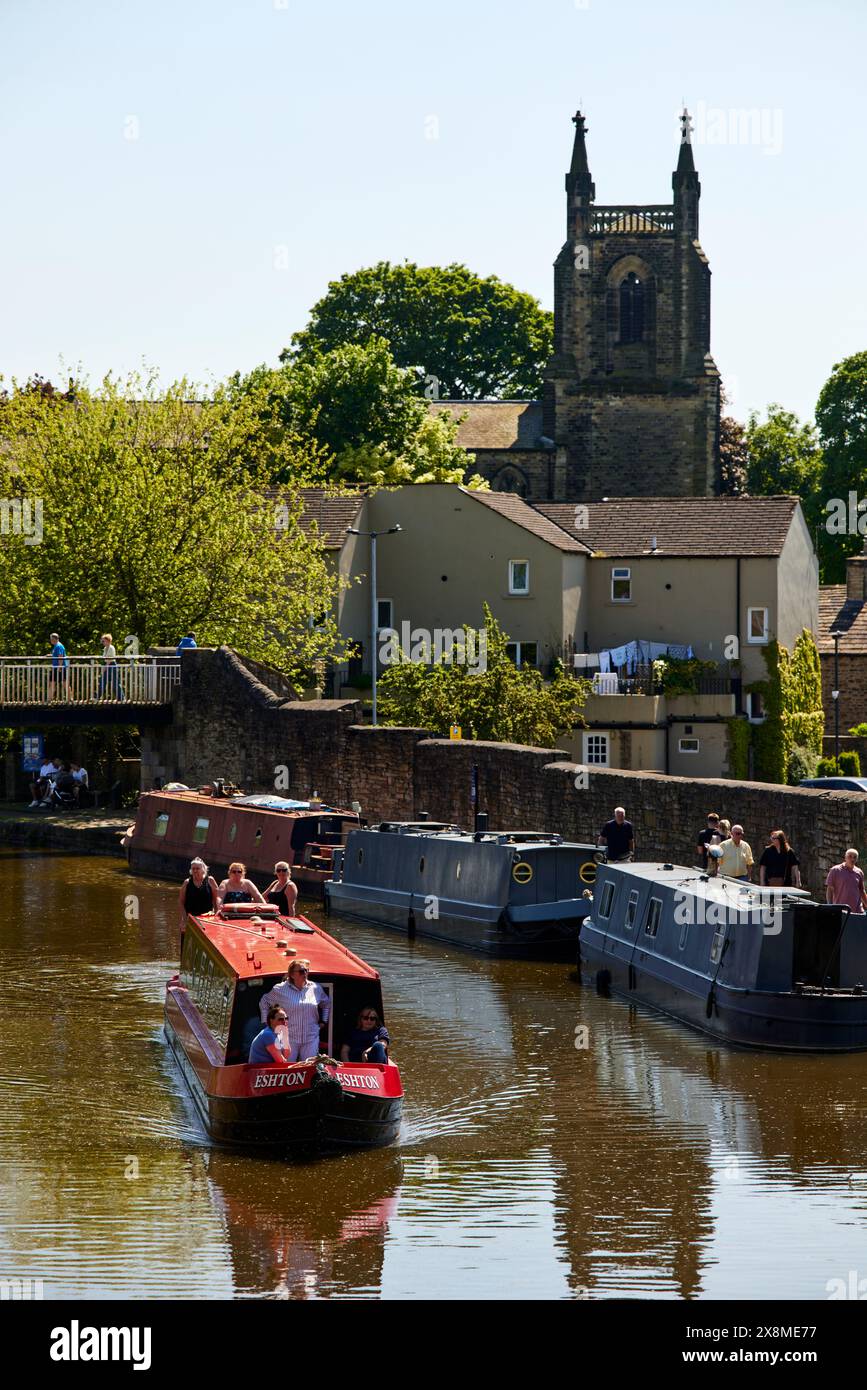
left=347, top=525, right=402, bottom=727
left=831, top=628, right=842, bottom=769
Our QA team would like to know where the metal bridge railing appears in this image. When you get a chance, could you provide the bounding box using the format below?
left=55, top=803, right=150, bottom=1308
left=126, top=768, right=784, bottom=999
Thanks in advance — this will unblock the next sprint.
left=0, top=656, right=181, bottom=705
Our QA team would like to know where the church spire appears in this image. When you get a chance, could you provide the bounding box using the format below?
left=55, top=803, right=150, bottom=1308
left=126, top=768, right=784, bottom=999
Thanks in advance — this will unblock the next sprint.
left=675, top=106, right=696, bottom=177
left=569, top=110, right=592, bottom=177
left=566, top=110, right=595, bottom=236
left=673, top=106, right=700, bottom=236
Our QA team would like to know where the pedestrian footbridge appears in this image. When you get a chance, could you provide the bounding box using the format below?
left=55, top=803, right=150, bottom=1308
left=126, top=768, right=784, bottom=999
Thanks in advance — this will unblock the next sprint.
left=0, top=656, right=180, bottom=725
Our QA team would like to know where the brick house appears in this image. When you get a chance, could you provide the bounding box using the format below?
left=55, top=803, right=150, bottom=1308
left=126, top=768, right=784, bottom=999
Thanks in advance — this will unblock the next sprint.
left=818, top=551, right=867, bottom=738
left=432, top=109, right=720, bottom=503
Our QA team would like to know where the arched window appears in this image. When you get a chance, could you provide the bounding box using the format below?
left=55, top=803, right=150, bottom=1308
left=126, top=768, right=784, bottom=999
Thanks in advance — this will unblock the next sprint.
left=493, top=467, right=528, bottom=498
left=619, top=272, right=644, bottom=344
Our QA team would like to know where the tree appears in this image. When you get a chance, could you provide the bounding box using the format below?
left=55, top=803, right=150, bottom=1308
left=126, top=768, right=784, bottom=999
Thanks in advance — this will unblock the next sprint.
left=719, top=414, right=748, bottom=495
left=817, top=351, right=867, bottom=581
left=231, top=338, right=486, bottom=489
left=287, top=261, right=554, bottom=400
left=745, top=403, right=825, bottom=565
left=0, top=372, right=347, bottom=683
left=377, top=605, right=588, bottom=747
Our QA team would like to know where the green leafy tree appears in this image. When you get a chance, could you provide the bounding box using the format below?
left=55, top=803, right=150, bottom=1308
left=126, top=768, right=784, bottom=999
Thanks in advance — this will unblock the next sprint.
left=287, top=261, right=553, bottom=400
left=745, top=402, right=825, bottom=571
left=377, top=605, right=588, bottom=747
left=231, top=338, right=486, bottom=489
left=817, top=351, right=867, bottom=582
left=0, top=371, right=346, bottom=683
left=719, top=414, right=748, bottom=495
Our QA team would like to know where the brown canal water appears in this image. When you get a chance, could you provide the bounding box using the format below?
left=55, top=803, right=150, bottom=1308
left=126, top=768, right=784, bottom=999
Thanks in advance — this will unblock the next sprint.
left=2, top=848, right=867, bottom=1301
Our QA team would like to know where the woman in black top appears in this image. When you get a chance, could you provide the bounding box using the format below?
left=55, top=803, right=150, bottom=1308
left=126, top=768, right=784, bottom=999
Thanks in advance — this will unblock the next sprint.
left=177, top=857, right=219, bottom=948
left=759, top=830, right=801, bottom=888
left=264, top=861, right=298, bottom=917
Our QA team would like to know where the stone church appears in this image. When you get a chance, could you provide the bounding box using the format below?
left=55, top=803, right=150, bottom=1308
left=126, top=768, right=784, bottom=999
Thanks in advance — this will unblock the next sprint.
left=440, top=111, right=721, bottom=501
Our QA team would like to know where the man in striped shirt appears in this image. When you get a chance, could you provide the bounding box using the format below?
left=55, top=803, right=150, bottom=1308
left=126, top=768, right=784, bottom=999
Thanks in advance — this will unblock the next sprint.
left=259, top=960, right=330, bottom=1061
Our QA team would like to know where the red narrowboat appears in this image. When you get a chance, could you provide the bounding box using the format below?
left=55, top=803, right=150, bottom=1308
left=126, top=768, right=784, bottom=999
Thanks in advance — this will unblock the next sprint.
left=124, top=788, right=360, bottom=896
left=164, top=902, right=403, bottom=1152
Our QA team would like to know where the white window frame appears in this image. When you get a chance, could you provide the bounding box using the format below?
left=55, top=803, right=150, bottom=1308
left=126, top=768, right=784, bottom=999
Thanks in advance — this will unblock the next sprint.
left=747, top=607, right=769, bottom=644
left=509, top=560, right=530, bottom=595
left=598, top=881, right=616, bottom=919
left=506, top=641, right=539, bottom=670
left=746, top=692, right=767, bottom=725
left=611, top=566, right=632, bottom=603
left=678, top=737, right=700, bottom=754
left=644, top=897, right=663, bottom=938
left=582, top=732, right=610, bottom=766
left=625, top=888, right=640, bottom=932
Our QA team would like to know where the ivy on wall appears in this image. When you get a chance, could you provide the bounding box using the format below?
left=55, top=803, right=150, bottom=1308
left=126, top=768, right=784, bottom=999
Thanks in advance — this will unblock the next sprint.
left=726, top=631, right=824, bottom=785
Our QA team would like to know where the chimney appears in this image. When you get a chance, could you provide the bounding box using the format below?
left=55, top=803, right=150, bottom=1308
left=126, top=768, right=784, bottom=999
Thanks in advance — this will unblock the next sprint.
left=846, top=553, right=867, bottom=602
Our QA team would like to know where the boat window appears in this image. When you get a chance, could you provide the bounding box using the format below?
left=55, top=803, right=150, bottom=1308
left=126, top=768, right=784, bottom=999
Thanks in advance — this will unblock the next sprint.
left=254, top=827, right=263, bottom=846
left=357, top=849, right=364, bottom=866
left=154, top=813, right=170, bottom=838
left=419, top=857, right=425, bottom=874
left=678, top=917, right=690, bottom=950
left=456, top=861, right=461, bottom=880
left=228, top=821, right=237, bottom=844
left=625, top=889, right=639, bottom=931
left=193, top=816, right=209, bottom=844
left=644, top=897, right=662, bottom=938
left=598, top=880, right=616, bottom=919
left=710, top=922, right=727, bottom=964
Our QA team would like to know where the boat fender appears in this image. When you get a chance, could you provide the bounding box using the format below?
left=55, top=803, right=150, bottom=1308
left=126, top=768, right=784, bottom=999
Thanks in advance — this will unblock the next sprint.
left=705, top=989, right=715, bottom=1019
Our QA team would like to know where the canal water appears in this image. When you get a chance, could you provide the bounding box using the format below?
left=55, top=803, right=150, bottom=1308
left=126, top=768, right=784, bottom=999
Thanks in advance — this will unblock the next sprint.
left=2, top=848, right=867, bottom=1301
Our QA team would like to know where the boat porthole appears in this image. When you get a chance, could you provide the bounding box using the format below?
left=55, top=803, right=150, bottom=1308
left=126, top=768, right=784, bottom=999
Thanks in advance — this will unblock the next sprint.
left=419, top=857, right=425, bottom=874
left=513, top=861, right=533, bottom=885
left=456, top=861, right=461, bottom=880
left=255, top=829, right=262, bottom=845
left=579, top=862, right=597, bottom=885
left=228, top=822, right=237, bottom=843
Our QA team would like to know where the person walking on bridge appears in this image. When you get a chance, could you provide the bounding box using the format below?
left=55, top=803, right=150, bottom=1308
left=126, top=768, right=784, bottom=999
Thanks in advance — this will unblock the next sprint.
left=48, top=632, right=69, bottom=702
left=97, top=633, right=125, bottom=701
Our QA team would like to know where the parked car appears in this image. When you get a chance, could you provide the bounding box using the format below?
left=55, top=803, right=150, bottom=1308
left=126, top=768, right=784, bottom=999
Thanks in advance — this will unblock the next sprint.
left=799, top=777, right=867, bottom=792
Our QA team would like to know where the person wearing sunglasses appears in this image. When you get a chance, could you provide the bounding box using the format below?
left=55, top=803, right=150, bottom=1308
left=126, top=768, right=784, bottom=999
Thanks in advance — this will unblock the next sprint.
left=259, top=960, right=330, bottom=1062
left=248, top=1004, right=292, bottom=1066
left=217, top=862, right=265, bottom=907
left=340, top=1007, right=390, bottom=1065
left=264, top=862, right=298, bottom=918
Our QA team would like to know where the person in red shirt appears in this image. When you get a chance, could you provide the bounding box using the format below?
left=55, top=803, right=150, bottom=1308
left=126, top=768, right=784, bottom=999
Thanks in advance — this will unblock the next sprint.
left=826, top=850, right=867, bottom=915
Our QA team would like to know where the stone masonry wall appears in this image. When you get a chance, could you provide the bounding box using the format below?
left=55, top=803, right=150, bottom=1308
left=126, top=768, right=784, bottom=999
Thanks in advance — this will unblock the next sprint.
left=820, top=652, right=867, bottom=736
left=145, top=647, right=867, bottom=893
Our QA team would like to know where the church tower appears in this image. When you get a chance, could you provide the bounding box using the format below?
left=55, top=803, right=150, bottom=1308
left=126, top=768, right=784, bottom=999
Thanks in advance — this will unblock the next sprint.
left=543, top=110, right=721, bottom=499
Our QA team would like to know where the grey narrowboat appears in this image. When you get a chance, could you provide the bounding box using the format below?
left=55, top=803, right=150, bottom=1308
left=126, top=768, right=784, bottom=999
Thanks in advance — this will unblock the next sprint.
left=326, top=820, right=601, bottom=958
left=580, top=861, right=867, bottom=1051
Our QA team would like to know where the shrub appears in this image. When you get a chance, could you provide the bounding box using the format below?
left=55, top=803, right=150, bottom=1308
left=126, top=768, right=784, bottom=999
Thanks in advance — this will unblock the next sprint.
left=839, top=750, right=862, bottom=777
left=817, top=756, right=838, bottom=776
left=849, top=723, right=867, bottom=737
left=787, top=744, right=818, bottom=785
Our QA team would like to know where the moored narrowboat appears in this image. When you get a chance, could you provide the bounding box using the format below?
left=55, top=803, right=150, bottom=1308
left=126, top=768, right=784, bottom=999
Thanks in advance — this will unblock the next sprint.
left=164, top=902, right=403, bottom=1151
left=326, top=820, right=601, bottom=958
left=125, top=787, right=360, bottom=896
left=580, top=861, right=867, bottom=1051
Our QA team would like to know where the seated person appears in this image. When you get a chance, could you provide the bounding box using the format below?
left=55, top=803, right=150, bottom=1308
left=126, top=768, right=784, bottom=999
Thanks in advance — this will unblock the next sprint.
left=217, top=862, right=265, bottom=906
left=248, top=1005, right=291, bottom=1066
left=70, top=762, right=89, bottom=806
left=29, top=757, right=56, bottom=807
left=340, top=1006, right=390, bottom=1065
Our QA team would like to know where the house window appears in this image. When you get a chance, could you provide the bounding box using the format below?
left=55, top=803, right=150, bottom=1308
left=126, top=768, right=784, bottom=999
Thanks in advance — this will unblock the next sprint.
left=611, top=567, right=632, bottom=602
left=583, top=733, right=610, bottom=766
left=154, top=813, right=170, bottom=838
left=506, top=642, right=538, bottom=669
left=746, top=692, right=766, bottom=724
left=599, top=881, right=616, bottom=919
left=625, top=888, right=640, bottom=931
left=377, top=599, right=393, bottom=633
left=747, top=607, right=769, bottom=644
left=644, top=897, right=663, bottom=938
left=509, top=560, right=530, bottom=595
left=678, top=738, right=700, bottom=754
left=192, top=816, right=210, bottom=844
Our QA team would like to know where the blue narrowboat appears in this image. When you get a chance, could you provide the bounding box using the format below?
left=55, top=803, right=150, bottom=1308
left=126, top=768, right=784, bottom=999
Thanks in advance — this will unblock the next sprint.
left=326, top=820, right=601, bottom=958
left=579, top=862, right=867, bottom=1051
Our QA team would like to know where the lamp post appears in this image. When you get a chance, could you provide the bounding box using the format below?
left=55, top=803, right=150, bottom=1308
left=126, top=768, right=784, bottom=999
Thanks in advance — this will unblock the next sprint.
left=347, top=525, right=402, bottom=727
left=831, top=628, right=842, bottom=769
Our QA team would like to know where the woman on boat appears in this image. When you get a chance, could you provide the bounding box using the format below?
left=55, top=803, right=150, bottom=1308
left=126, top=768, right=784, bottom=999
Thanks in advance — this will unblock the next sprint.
left=217, top=863, right=265, bottom=906
left=264, top=862, right=298, bottom=917
left=178, top=857, right=220, bottom=942
left=248, top=1005, right=292, bottom=1066
left=259, top=960, right=330, bottom=1062
left=340, top=1007, right=390, bottom=1065
left=759, top=830, right=801, bottom=888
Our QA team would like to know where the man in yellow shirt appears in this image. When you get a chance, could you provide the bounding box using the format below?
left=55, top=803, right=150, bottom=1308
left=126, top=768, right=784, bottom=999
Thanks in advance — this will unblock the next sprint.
left=718, top=825, right=754, bottom=881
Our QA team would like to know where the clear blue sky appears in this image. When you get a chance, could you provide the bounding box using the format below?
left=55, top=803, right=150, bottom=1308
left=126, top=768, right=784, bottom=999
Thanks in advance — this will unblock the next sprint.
left=2, top=0, right=864, bottom=423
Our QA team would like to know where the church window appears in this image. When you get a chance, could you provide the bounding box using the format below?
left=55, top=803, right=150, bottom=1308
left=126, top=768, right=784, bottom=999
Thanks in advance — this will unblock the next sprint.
left=619, top=272, right=645, bottom=344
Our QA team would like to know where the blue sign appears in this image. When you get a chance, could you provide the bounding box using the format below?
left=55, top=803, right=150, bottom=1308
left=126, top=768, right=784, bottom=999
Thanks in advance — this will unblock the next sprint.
left=22, top=732, right=44, bottom=773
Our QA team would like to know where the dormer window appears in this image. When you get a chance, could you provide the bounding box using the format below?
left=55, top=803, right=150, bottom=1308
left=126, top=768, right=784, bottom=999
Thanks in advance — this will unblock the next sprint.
left=619, top=272, right=645, bottom=343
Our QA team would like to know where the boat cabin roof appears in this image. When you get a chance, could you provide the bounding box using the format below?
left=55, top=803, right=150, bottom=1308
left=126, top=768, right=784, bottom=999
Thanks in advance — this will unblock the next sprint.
left=602, top=861, right=815, bottom=908
left=371, top=823, right=596, bottom=852
left=143, top=788, right=355, bottom=819
left=187, top=910, right=380, bottom=982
